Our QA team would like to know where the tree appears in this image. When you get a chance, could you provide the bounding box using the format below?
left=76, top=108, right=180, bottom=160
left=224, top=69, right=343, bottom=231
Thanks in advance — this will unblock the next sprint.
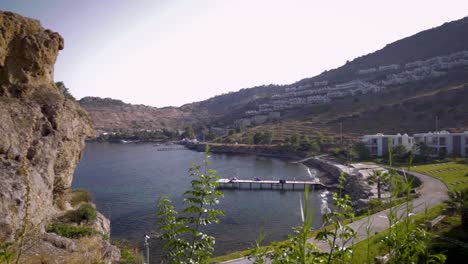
left=157, top=147, right=224, bottom=263
left=416, top=142, right=432, bottom=161
left=314, top=132, right=324, bottom=151
left=299, top=134, right=311, bottom=151
left=263, top=130, right=273, bottom=145
left=287, top=134, right=301, bottom=151
left=182, top=125, right=195, bottom=139
left=241, top=133, right=254, bottom=145
left=204, top=131, right=217, bottom=141
left=446, top=188, right=468, bottom=231
left=56, top=81, right=75, bottom=100
left=253, top=130, right=273, bottom=145
left=367, top=170, right=389, bottom=200
left=353, top=142, right=370, bottom=161
left=392, top=145, right=408, bottom=162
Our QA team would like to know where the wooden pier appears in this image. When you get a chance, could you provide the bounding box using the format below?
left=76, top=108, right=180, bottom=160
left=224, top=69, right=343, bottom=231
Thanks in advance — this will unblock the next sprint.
left=216, top=179, right=331, bottom=191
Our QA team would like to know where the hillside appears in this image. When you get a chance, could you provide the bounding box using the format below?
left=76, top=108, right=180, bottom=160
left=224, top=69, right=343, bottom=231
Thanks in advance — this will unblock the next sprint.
left=79, top=96, right=206, bottom=131
left=81, top=15, right=468, bottom=137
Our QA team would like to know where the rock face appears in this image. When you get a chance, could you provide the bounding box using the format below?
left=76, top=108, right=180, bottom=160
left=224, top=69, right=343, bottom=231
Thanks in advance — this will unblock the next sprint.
left=0, top=11, right=118, bottom=262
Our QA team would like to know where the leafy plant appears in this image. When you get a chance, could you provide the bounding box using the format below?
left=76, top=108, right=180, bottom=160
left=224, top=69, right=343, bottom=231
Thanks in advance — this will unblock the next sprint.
left=46, top=223, right=98, bottom=239
left=56, top=81, right=76, bottom=101
left=446, top=188, right=468, bottom=231
left=250, top=186, right=324, bottom=264
left=66, top=203, right=97, bottom=223
left=353, top=142, right=370, bottom=161
left=382, top=157, right=446, bottom=263
left=156, top=146, right=224, bottom=263
left=0, top=242, right=14, bottom=264
left=316, top=173, right=356, bottom=264
left=113, top=240, right=144, bottom=264
left=367, top=170, right=390, bottom=200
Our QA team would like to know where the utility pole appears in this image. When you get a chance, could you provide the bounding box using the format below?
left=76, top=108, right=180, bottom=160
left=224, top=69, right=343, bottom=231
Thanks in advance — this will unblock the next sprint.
left=435, top=115, right=439, bottom=132
left=144, top=234, right=150, bottom=264
left=340, top=122, right=343, bottom=146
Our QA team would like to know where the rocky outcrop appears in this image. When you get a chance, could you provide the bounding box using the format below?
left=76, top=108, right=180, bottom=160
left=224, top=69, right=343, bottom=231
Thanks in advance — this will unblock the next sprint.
left=0, top=11, right=118, bottom=263
left=306, top=157, right=373, bottom=206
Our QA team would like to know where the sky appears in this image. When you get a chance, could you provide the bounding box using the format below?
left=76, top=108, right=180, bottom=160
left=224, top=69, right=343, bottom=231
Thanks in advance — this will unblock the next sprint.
left=1, top=1, right=468, bottom=107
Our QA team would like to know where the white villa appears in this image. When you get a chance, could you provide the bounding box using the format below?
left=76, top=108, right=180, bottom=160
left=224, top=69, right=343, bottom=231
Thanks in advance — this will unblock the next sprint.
left=362, top=131, right=468, bottom=157
left=361, top=133, right=414, bottom=157
left=413, top=131, right=468, bottom=157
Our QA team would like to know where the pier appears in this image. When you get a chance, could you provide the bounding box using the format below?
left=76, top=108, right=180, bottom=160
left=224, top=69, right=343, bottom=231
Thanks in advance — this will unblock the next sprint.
left=216, top=179, right=331, bottom=191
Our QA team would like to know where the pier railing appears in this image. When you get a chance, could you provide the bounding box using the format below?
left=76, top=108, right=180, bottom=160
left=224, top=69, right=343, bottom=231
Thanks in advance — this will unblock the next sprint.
left=216, top=179, right=332, bottom=191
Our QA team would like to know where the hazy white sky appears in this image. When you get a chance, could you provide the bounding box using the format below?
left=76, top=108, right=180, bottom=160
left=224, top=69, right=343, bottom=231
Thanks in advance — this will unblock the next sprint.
left=2, top=0, right=468, bottom=107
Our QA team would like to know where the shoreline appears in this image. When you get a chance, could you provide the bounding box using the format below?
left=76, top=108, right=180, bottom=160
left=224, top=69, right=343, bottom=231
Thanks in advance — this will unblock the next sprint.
left=184, top=142, right=338, bottom=185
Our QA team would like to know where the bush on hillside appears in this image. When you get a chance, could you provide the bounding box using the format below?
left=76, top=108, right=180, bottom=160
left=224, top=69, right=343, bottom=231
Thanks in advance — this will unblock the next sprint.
left=70, top=189, right=92, bottom=206
left=113, top=240, right=145, bottom=264
left=66, top=203, right=97, bottom=223
left=47, top=223, right=97, bottom=239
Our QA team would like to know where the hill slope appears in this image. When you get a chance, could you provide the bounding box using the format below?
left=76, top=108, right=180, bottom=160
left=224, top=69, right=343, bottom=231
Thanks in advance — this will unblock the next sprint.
left=79, top=97, right=206, bottom=131
left=81, top=15, right=468, bottom=136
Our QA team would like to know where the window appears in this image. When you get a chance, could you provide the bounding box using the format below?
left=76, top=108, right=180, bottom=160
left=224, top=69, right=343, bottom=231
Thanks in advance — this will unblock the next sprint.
left=439, top=137, right=446, bottom=145
left=372, top=139, right=377, bottom=144
left=439, top=147, right=447, bottom=155
left=465, top=137, right=468, bottom=145
left=398, top=138, right=402, bottom=144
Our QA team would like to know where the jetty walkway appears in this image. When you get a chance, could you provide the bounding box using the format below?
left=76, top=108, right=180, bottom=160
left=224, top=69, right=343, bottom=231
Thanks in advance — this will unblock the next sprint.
left=216, top=179, right=331, bottom=191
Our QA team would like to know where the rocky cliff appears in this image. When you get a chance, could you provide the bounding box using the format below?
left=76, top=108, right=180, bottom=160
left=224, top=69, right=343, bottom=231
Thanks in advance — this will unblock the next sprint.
left=0, top=11, right=118, bottom=263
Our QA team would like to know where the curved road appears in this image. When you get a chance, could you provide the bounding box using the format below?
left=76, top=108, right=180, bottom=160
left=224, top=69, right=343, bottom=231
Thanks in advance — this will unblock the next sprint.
left=221, top=169, right=448, bottom=264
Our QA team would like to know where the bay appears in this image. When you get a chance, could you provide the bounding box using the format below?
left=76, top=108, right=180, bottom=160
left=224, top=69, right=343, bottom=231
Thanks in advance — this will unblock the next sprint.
left=72, top=142, right=329, bottom=259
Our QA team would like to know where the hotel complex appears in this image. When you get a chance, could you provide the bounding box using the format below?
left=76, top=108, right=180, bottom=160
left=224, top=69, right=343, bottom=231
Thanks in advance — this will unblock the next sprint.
left=362, top=131, right=468, bottom=157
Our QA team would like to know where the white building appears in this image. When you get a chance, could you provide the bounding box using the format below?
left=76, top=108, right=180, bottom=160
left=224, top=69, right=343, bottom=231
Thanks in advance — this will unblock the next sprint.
left=378, top=64, right=400, bottom=71
left=361, top=133, right=414, bottom=157
left=358, top=68, right=377, bottom=75
left=314, top=81, right=329, bottom=86
left=413, top=131, right=468, bottom=157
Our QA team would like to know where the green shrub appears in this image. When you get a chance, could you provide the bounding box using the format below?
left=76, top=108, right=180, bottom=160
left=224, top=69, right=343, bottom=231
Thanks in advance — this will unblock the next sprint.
left=66, top=203, right=97, bottom=223
left=70, top=189, right=92, bottom=206
left=77, top=203, right=97, bottom=222
left=368, top=199, right=384, bottom=211
left=113, top=240, right=144, bottom=264
left=47, top=223, right=97, bottom=239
